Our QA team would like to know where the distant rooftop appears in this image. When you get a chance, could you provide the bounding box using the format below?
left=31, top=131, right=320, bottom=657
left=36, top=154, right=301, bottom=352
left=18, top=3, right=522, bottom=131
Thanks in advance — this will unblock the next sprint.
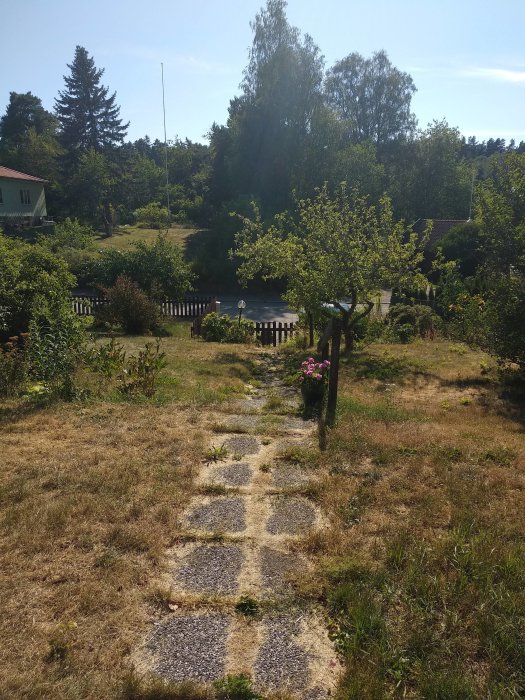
left=0, top=165, right=47, bottom=183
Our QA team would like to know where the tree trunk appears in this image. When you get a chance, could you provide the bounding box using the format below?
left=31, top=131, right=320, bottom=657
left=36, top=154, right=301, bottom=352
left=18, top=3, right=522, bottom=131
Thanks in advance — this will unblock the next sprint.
left=103, top=200, right=113, bottom=237
left=325, top=317, right=342, bottom=427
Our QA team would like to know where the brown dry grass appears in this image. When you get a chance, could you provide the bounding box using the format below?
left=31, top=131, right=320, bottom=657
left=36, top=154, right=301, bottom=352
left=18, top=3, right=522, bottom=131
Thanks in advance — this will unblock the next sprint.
left=301, top=339, right=525, bottom=698
left=0, top=331, right=261, bottom=699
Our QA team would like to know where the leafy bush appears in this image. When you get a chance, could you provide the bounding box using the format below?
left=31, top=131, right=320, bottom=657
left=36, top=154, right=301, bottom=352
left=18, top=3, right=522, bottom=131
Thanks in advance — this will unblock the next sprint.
left=27, top=296, right=86, bottom=399
left=118, top=339, right=166, bottom=397
left=38, top=218, right=95, bottom=253
left=84, top=337, right=126, bottom=377
left=0, top=233, right=75, bottom=341
left=97, top=233, right=193, bottom=300
left=387, top=304, right=440, bottom=342
left=0, top=334, right=30, bottom=397
left=134, top=202, right=170, bottom=229
left=95, top=276, right=161, bottom=335
left=200, top=313, right=254, bottom=343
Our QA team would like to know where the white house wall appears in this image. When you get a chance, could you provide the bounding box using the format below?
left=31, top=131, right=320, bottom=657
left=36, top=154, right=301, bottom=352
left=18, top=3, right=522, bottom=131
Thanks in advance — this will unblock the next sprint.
left=0, top=179, right=47, bottom=220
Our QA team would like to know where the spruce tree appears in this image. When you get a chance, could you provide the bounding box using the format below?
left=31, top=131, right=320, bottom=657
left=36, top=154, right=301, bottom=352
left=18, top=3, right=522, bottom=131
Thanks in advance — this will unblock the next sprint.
left=55, top=46, right=128, bottom=155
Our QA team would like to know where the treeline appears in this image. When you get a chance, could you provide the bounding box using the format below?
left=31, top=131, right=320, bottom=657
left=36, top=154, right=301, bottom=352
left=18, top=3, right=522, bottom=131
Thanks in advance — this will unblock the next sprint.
left=1, top=0, right=523, bottom=233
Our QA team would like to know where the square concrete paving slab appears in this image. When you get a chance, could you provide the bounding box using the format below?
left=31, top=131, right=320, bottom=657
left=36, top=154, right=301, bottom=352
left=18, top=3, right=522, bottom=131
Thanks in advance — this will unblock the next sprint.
left=148, top=613, right=230, bottom=683
left=208, top=462, right=253, bottom=487
left=271, top=463, right=312, bottom=488
left=175, top=543, right=243, bottom=595
left=222, top=434, right=260, bottom=456
left=260, top=546, right=307, bottom=593
left=185, top=496, right=247, bottom=533
left=266, top=496, right=317, bottom=535
left=254, top=616, right=310, bottom=692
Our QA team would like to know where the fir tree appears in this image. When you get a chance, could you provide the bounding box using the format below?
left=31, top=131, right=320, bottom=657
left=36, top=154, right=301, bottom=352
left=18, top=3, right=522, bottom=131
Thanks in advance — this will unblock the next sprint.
left=55, top=46, right=128, bottom=156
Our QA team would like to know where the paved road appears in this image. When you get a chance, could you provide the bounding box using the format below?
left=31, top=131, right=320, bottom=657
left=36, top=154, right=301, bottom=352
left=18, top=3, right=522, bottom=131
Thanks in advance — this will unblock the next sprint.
left=217, top=296, right=298, bottom=323
left=217, top=289, right=393, bottom=323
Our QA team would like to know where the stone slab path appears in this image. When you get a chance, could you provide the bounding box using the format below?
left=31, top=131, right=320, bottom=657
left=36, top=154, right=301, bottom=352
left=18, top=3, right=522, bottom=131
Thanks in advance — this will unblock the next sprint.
left=138, top=354, right=340, bottom=697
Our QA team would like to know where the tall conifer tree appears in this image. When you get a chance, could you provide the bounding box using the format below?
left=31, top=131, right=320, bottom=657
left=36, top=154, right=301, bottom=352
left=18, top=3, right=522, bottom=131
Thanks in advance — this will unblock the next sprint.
left=55, top=46, right=128, bottom=156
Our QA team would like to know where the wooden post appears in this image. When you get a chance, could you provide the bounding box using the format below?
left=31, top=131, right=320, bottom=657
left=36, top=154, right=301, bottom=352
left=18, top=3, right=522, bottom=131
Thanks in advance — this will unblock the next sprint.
left=308, top=313, right=314, bottom=348
left=325, top=317, right=342, bottom=428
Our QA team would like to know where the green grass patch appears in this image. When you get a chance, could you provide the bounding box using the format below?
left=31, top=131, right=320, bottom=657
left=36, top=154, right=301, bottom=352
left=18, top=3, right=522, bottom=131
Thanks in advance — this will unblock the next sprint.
left=338, top=394, right=423, bottom=423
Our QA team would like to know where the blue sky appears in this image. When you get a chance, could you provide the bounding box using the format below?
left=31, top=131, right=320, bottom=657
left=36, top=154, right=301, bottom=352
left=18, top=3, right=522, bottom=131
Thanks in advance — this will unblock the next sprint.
left=2, top=0, right=525, bottom=145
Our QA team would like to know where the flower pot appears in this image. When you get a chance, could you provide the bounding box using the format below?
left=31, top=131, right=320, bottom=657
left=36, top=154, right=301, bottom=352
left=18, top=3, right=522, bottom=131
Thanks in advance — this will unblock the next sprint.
left=301, top=381, right=325, bottom=406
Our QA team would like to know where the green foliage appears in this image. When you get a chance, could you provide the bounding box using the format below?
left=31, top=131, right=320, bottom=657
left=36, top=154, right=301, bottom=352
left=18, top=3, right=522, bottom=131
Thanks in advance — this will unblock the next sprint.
left=200, top=312, right=255, bottom=344
left=55, top=45, right=128, bottom=154
left=134, top=201, right=170, bottom=229
left=474, top=152, right=525, bottom=368
left=325, top=50, right=416, bottom=147
left=96, top=276, right=161, bottom=335
left=84, top=337, right=126, bottom=377
left=387, top=304, right=439, bottom=342
left=0, top=233, right=75, bottom=341
left=219, top=0, right=324, bottom=213
left=98, top=233, right=193, bottom=300
left=0, top=334, right=30, bottom=398
left=235, top=184, right=427, bottom=352
left=46, top=621, right=78, bottom=664
left=234, top=595, right=260, bottom=618
left=27, top=295, right=85, bottom=398
left=118, top=339, right=166, bottom=398
left=436, top=221, right=484, bottom=277
left=213, top=674, right=261, bottom=700
left=38, top=217, right=95, bottom=253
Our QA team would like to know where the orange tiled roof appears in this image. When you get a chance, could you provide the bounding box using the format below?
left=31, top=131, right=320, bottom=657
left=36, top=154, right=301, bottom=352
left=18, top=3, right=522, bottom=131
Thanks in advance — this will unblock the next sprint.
left=0, top=165, right=47, bottom=183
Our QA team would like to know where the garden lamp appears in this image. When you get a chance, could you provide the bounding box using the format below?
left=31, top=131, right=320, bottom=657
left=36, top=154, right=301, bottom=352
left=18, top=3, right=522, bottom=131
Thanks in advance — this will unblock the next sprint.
left=237, top=299, right=246, bottom=326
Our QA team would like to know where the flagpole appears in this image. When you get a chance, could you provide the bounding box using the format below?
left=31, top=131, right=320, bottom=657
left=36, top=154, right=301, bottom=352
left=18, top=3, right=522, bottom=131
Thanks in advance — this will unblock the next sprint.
left=161, top=62, right=170, bottom=223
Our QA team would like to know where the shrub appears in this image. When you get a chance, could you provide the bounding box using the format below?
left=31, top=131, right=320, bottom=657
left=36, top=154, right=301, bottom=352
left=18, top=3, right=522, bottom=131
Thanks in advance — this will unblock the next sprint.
left=118, top=339, right=166, bottom=397
left=97, top=234, right=193, bottom=300
left=0, top=334, right=30, bottom=397
left=200, top=313, right=254, bottom=344
left=27, top=296, right=86, bottom=399
left=134, top=202, right=170, bottom=229
left=0, top=233, right=75, bottom=341
left=96, top=276, right=161, bottom=335
left=38, top=218, right=95, bottom=253
left=387, top=304, right=439, bottom=342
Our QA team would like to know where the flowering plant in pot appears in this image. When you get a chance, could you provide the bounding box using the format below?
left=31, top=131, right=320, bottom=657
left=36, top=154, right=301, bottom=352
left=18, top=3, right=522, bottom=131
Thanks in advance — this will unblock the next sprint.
left=298, top=357, right=330, bottom=406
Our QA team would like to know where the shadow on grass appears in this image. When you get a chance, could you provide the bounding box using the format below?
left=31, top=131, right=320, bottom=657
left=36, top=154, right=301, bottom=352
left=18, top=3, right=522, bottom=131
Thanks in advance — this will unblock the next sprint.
left=0, top=397, right=53, bottom=426
left=343, top=351, right=429, bottom=383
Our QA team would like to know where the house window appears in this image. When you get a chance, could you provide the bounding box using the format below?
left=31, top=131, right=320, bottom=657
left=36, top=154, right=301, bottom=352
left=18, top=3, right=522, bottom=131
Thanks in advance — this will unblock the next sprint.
left=20, top=189, right=31, bottom=205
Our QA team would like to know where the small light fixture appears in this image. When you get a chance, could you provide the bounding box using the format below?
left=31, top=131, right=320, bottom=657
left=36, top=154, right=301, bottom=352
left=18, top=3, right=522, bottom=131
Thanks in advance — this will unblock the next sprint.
left=237, top=299, right=246, bottom=325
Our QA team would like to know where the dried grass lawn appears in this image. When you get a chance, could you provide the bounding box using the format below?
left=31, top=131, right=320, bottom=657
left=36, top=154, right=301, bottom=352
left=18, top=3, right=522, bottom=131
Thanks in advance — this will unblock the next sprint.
left=1, top=334, right=524, bottom=699
left=0, top=327, right=261, bottom=699
left=299, top=339, right=525, bottom=699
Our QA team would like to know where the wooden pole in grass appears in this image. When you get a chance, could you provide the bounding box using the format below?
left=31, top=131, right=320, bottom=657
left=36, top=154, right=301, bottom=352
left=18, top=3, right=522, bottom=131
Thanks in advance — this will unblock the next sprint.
left=325, top=317, right=342, bottom=428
